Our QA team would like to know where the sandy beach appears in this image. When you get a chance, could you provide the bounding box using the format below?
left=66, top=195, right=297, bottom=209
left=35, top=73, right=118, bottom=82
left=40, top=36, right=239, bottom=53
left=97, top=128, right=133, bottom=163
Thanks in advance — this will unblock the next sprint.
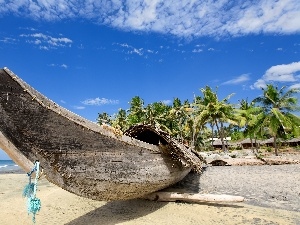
left=0, top=164, right=299, bottom=225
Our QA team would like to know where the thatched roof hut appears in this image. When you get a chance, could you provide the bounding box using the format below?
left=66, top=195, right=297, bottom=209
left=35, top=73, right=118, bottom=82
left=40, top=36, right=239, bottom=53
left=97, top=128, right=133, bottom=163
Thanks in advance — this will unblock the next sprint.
left=260, top=137, right=287, bottom=147
left=286, top=137, right=300, bottom=146
left=260, top=137, right=275, bottom=147
left=212, top=139, right=228, bottom=149
left=240, top=138, right=260, bottom=149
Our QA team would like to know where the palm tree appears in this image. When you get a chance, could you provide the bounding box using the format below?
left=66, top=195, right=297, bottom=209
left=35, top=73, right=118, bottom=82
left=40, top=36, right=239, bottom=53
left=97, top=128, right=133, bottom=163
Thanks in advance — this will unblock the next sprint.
left=254, top=84, right=300, bottom=155
left=196, top=86, right=236, bottom=151
left=127, top=96, right=145, bottom=126
left=97, top=112, right=112, bottom=125
left=127, top=96, right=173, bottom=132
left=236, top=99, right=263, bottom=152
left=168, top=98, right=191, bottom=143
left=168, top=98, right=184, bottom=137
left=187, top=95, right=208, bottom=150
left=144, top=102, right=172, bottom=132
left=111, top=108, right=128, bottom=131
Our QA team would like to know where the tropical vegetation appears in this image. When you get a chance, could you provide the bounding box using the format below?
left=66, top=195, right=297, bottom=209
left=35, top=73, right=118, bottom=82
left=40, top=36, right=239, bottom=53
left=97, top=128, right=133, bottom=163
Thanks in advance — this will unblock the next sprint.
left=97, top=84, right=300, bottom=155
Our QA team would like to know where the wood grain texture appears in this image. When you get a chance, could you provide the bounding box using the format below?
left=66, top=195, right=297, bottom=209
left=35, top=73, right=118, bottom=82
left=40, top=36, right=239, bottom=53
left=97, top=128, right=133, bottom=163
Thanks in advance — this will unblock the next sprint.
left=0, top=68, right=202, bottom=201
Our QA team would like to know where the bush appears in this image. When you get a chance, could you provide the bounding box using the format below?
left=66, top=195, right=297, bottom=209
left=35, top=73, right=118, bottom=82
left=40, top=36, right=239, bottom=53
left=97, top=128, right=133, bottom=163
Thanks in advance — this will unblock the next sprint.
left=256, top=154, right=264, bottom=160
left=235, top=146, right=242, bottom=150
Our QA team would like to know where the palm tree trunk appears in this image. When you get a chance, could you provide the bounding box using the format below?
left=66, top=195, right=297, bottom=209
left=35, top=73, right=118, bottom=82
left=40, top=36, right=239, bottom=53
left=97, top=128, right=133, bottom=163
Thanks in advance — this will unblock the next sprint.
left=210, top=123, right=214, bottom=147
left=191, top=124, right=195, bottom=150
left=254, top=136, right=258, bottom=154
left=274, top=135, right=278, bottom=156
left=250, top=137, right=254, bottom=152
left=179, top=118, right=184, bottom=144
left=216, top=121, right=226, bottom=152
left=221, top=122, right=226, bottom=152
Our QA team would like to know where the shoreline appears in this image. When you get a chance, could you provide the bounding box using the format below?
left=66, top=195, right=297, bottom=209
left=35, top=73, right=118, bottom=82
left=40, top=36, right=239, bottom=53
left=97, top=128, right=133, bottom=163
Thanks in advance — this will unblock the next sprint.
left=0, top=164, right=299, bottom=225
left=0, top=168, right=24, bottom=174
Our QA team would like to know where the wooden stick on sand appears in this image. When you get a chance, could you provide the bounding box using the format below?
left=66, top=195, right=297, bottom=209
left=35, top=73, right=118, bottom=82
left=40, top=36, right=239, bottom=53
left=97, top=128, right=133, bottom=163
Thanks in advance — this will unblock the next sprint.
left=144, top=192, right=245, bottom=203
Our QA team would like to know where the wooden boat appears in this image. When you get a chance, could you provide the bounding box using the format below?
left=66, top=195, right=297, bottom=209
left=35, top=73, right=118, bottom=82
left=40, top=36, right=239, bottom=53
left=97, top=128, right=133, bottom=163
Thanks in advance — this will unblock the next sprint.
left=0, top=67, right=202, bottom=201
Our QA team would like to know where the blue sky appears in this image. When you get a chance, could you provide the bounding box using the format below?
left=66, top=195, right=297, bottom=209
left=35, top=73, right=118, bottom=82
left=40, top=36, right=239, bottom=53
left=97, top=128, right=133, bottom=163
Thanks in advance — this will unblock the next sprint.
left=1, top=0, right=300, bottom=159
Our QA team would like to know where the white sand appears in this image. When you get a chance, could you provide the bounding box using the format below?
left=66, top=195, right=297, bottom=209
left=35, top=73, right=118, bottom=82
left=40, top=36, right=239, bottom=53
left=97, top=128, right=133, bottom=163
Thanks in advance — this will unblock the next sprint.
left=0, top=172, right=299, bottom=225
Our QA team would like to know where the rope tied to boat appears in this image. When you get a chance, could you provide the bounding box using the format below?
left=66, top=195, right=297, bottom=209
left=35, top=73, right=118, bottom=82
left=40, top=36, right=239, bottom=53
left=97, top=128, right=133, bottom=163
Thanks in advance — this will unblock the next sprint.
left=23, top=161, right=41, bottom=224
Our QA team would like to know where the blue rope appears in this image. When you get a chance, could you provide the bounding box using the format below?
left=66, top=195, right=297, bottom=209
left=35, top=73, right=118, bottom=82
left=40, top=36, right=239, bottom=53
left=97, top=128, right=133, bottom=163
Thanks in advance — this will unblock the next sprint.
left=23, top=161, right=41, bottom=223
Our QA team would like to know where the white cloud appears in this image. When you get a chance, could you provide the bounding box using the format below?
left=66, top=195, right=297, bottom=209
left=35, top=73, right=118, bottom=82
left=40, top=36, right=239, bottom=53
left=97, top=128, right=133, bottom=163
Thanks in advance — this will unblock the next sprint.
left=162, top=100, right=172, bottom=105
left=114, top=42, right=157, bottom=57
left=82, top=97, right=119, bottom=106
left=1, top=0, right=299, bottom=38
left=20, top=32, right=72, bottom=49
left=40, top=46, right=49, bottom=50
left=192, top=49, right=203, bottom=53
left=289, top=83, right=300, bottom=89
left=251, top=79, right=267, bottom=90
left=131, top=48, right=143, bottom=56
left=251, top=61, right=300, bottom=89
left=0, top=37, right=17, bottom=44
left=73, top=106, right=85, bottom=110
left=263, top=62, right=300, bottom=82
left=222, top=74, right=250, bottom=85
left=19, top=27, right=37, bottom=31
left=48, top=63, right=68, bottom=68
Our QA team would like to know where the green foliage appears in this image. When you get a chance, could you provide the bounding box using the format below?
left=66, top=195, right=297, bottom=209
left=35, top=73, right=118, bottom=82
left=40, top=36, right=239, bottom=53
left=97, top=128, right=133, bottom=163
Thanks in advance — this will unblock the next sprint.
left=97, top=112, right=112, bottom=125
left=95, top=84, right=300, bottom=155
left=253, top=84, right=300, bottom=155
left=111, top=108, right=128, bottom=131
left=231, top=131, right=244, bottom=141
left=235, top=146, right=242, bottom=150
left=127, top=96, right=145, bottom=125
left=195, top=86, right=236, bottom=151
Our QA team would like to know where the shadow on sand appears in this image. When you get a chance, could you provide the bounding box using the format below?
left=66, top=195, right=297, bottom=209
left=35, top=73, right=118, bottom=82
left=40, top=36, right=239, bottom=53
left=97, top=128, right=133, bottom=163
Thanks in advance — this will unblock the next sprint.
left=66, top=170, right=244, bottom=225
left=66, top=198, right=244, bottom=225
left=65, top=199, right=167, bottom=225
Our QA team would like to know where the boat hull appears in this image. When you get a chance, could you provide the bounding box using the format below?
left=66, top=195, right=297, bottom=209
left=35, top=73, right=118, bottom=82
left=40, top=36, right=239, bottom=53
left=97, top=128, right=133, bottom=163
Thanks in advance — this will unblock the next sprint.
left=0, top=68, right=194, bottom=201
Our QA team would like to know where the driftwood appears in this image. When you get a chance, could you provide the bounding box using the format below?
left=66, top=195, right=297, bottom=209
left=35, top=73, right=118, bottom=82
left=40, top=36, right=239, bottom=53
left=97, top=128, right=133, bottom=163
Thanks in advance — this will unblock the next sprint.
left=144, top=191, right=245, bottom=203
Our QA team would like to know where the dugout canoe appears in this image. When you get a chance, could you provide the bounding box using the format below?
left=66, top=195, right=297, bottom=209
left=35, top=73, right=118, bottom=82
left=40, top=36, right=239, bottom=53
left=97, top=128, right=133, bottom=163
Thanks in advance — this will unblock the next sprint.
left=0, top=67, right=202, bottom=201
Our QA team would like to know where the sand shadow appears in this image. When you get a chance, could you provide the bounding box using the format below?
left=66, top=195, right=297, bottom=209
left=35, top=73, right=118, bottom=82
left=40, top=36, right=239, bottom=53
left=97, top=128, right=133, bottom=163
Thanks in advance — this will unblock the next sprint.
left=66, top=169, right=244, bottom=225
left=65, top=198, right=244, bottom=225
left=65, top=199, right=167, bottom=225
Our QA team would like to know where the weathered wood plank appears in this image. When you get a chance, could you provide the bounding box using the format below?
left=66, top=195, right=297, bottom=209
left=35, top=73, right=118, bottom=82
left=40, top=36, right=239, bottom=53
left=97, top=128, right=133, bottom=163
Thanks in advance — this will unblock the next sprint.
left=144, top=191, right=245, bottom=203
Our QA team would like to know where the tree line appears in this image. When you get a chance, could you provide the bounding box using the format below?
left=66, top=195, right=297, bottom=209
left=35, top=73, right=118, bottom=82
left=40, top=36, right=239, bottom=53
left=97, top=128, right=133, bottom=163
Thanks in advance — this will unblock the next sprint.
left=97, top=84, right=300, bottom=156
